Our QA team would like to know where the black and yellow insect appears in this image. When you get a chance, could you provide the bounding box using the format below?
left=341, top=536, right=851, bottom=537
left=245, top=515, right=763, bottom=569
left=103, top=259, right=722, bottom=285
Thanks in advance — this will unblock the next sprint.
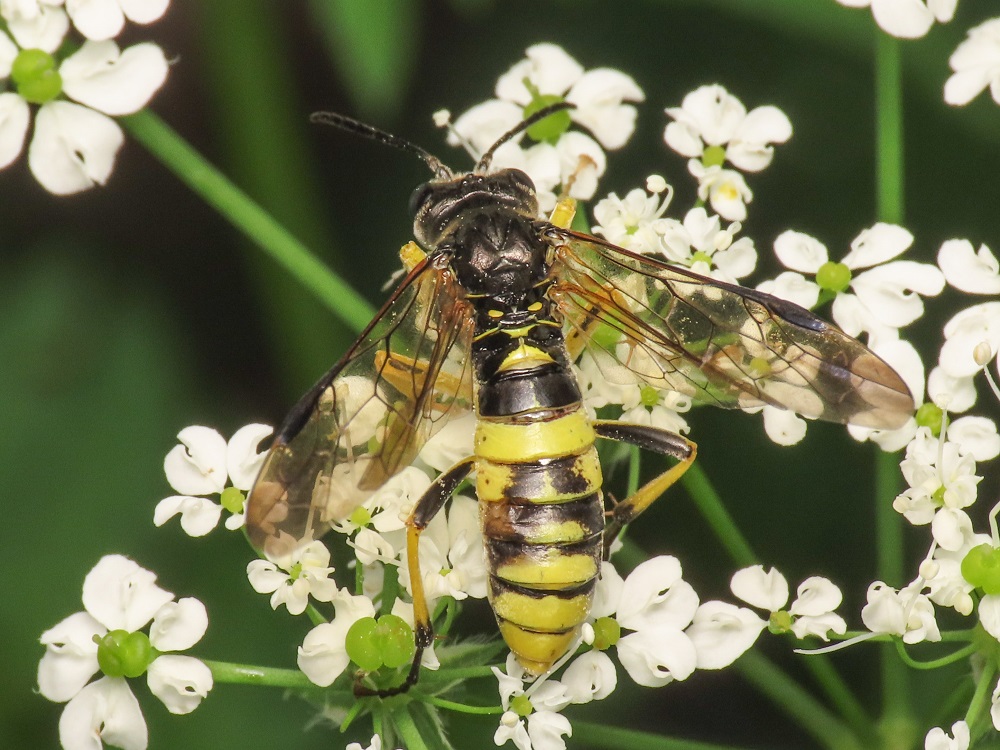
left=246, top=105, right=914, bottom=693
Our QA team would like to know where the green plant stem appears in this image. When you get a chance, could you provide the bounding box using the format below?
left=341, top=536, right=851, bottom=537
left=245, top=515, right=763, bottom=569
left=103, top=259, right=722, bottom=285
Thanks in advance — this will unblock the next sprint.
left=965, top=659, right=999, bottom=732
left=122, top=110, right=375, bottom=333
left=572, top=720, right=756, bottom=750
left=893, top=640, right=978, bottom=670
left=410, top=690, right=503, bottom=715
left=736, top=651, right=860, bottom=750
left=395, top=706, right=430, bottom=750
left=680, top=462, right=756, bottom=568
left=203, top=660, right=321, bottom=689
left=800, top=655, right=877, bottom=743
left=419, top=665, right=498, bottom=684
left=874, top=31, right=911, bottom=739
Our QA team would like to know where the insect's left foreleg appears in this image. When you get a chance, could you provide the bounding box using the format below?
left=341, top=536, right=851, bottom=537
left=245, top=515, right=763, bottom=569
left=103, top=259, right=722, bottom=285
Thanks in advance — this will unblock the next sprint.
left=593, top=420, right=697, bottom=557
left=353, top=455, right=475, bottom=697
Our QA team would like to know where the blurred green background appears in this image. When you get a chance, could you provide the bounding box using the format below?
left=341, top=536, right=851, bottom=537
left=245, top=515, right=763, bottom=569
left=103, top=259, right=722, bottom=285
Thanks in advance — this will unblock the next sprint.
left=4, top=1, right=1000, bottom=748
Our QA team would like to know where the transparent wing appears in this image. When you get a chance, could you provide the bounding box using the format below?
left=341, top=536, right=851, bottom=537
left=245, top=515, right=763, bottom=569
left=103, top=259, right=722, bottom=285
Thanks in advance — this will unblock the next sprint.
left=246, top=257, right=475, bottom=561
left=549, top=229, right=914, bottom=429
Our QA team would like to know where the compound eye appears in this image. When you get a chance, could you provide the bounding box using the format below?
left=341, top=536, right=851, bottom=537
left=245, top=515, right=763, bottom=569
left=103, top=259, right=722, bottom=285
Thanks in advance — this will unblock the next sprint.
left=506, top=168, right=536, bottom=195
left=409, top=182, right=434, bottom=215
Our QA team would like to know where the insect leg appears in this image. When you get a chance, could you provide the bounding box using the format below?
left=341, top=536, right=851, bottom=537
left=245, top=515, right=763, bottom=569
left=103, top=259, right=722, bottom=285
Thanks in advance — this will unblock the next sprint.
left=354, top=455, right=476, bottom=697
left=592, top=420, right=697, bottom=556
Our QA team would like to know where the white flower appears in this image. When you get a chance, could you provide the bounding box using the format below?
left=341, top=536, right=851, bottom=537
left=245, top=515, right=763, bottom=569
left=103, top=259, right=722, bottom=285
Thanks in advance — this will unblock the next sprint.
left=685, top=600, right=764, bottom=669
left=247, top=540, right=340, bottom=615
left=560, top=650, right=617, bottom=704
left=664, top=84, right=792, bottom=172
left=398, top=495, right=488, bottom=603
left=155, top=423, right=271, bottom=536
left=494, top=43, right=643, bottom=150
left=591, top=557, right=699, bottom=687
left=729, top=565, right=846, bottom=642
left=833, top=0, right=956, bottom=39
left=492, top=654, right=573, bottom=750
left=591, top=179, right=674, bottom=255
left=347, top=735, right=402, bottom=750
left=924, top=721, right=970, bottom=750
left=944, top=19, right=1000, bottom=106
left=894, top=428, right=982, bottom=526
left=846, top=336, right=923, bottom=451
left=297, top=591, right=377, bottom=687
left=65, top=0, right=170, bottom=42
left=861, top=580, right=940, bottom=643
left=0, top=28, right=168, bottom=194
left=768, top=225, right=944, bottom=340
left=687, top=161, right=753, bottom=222
left=449, top=43, right=641, bottom=213
left=656, top=206, right=757, bottom=282
left=38, top=555, right=212, bottom=750
left=992, top=677, right=1000, bottom=731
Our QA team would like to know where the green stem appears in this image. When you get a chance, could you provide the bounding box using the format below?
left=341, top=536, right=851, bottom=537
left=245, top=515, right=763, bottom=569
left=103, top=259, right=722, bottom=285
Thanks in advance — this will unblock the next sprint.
left=203, top=660, right=319, bottom=689
left=122, top=110, right=375, bottom=333
left=874, top=30, right=911, bottom=741
left=680, top=462, right=756, bottom=568
left=964, top=659, right=998, bottom=730
left=736, top=651, right=860, bottom=750
left=893, top=640, right=978, bottom=670
left=800, top=655, right=877, bottom=743
left=305, top=603, right=327, bottom=627
left=572, top=720, right=757, bottom=750
left=410, top=690, right=503, bottom=715
left=395, top=706, right=430, bottom=750
left=419, top=665, right=498, bottom=684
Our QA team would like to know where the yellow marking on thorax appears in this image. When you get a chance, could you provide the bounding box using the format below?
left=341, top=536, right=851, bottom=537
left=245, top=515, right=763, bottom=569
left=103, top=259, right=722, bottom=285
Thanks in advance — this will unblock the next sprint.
left=399, top=241, right=426, bottom=271
left=475, top=409, right=595, bottom=463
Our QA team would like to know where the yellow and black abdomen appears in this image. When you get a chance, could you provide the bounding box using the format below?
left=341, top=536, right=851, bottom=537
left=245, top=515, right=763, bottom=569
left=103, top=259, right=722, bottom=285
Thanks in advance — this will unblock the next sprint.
left=474, top=352, right=605, bottom=675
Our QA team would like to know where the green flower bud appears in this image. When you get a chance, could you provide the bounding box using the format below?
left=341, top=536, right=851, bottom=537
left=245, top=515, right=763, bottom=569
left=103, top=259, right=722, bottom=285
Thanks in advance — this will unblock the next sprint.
left=346, top=617, right=383, bottom=672
left=702, top=145, right=727, bottom=168
left=815, top=262, right=852, bottom=293
left=11, top=49, right=62, bottom=104
left=375, top=614, right=414, bottom=669
left=524, top=93, right=571, bottom=143
left=768, top=610, right=793, bottom=635
left=914, top=403, right=943, bottom=436
left=510, top=693, right=533, bottom=717
left=962, top=543, right=1000, bottom=594
left=96, top=630, right=153, bottom=678
left=591, top=616, right=621, bottom=651
left=220, top=486, right=245, bottom=514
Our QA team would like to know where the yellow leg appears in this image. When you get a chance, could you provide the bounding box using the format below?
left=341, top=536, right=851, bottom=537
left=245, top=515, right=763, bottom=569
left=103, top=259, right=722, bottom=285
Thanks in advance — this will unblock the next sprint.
left=593, top=420, right=697, bottom=554
left=354, top=455, right=475, bottom=697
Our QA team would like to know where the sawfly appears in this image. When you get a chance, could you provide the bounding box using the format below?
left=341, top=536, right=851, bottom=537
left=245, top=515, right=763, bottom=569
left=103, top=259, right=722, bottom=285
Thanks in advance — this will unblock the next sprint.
left=246, top=103, right=914, bottom=695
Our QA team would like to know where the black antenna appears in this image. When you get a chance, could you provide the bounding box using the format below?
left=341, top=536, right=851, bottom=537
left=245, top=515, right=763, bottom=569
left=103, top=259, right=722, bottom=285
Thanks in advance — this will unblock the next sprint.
left=476, top=101, right=576, bottom=173
left=310, top=111, right=453, bottom=180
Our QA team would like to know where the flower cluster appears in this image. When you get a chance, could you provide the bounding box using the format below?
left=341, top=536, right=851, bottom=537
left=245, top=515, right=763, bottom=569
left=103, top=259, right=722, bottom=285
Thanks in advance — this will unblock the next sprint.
left=490, top=558, right=846, bottom=750
left=38, top=555, right=212, bottom=750
left=441, top=43, right=643, bottom=213
left=833, top=0, right=956, bottom=39
left=0, top=0, right=170, bottom=194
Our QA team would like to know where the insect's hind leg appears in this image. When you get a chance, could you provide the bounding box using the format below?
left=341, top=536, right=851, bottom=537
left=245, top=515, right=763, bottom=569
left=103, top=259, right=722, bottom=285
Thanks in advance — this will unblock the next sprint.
left=353, top=455, right=475, bottom=697
left=593, top=420, right=697, bottom=558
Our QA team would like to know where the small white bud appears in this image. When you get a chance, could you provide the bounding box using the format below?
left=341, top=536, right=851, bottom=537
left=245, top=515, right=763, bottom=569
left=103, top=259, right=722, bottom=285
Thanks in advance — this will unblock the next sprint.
left=918, top=560, right=939, bottom=580
left=974, top=340, right=994, bottom=367
left=432, top=109, right=451, bottom=128
left=646, top=174, right=667, bottom=193
left=580, top=622, right=595, bottom=645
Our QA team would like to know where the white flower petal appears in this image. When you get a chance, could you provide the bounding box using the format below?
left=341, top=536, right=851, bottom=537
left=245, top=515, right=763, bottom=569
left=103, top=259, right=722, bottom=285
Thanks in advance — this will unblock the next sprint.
left=616, top=556, right=698, bottom=632
left=82, top=555, right=174, bottom=632
left=66, top=0, right=124, bottom=41
left=591, top=561, right=624, bottom=618
left=28, top=101, right=124, bottom=195
left=526, top=710, right=573, bottom=750
left=61, top=40, right=168, bottom=115
left=0, top=29, right=17, bottom=77
left=938, top=239, right=1000, bottom=294
left=149, top=597, right=208, bottom=651
left=980, top=594, right=1000, bottom=641
left=870, top=0, right=935, bottom=39
left=756, top=272, right=821, bottom=310
left=495, top=43, right=583, bottom=104
left=153, top=495, right=222, bottom=537
left=731, top=565, right=789, bottom=611
left=843, top=222, right=913, bottom=269
left=38, top=611, right=103, bottom=702
left=940, top=302, right=1000, bottom=378
left=119, top=0, right=168, bottom=24
left=773, top=230, right=828, bottom=273
left=0, top=92, right=31, bottom=168
left=146, top=656, right=213, bottom=715
left=561, top=650, right=617, bottom=703
left=687, top=601, right=766, bottom=669
left=789, top=577, right=843, bottom=617
left=565, top=67, right=643, bottom=150
left=226, top=423, right=272, bottom=490
left=762, top=407, right=807, bottom=446
left=7, top=4, right=68, bottom=51
left=59, top=677, right=147, bottom=750
left=163, top=426, right=228, bottom=496
left=617, top=628, right=696, bottom=687
left=948, top=416, right=1000, bottom=462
